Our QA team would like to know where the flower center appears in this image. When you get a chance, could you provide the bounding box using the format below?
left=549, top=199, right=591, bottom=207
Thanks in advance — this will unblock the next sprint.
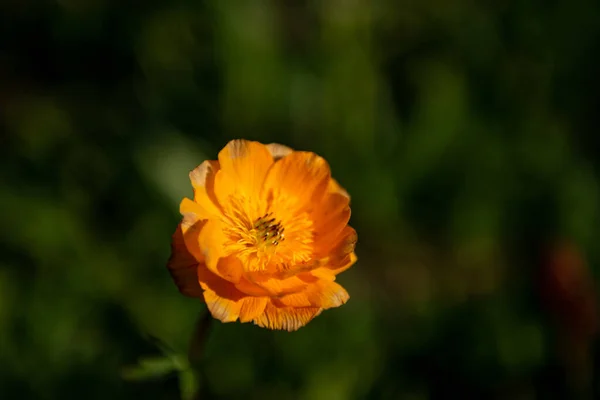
left=221, top=195, right=314, bottom=272
left=252, top=213, right=285, bottom=247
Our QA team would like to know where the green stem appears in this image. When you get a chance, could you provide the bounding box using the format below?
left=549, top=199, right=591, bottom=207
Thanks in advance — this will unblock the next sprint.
left=188, top=310, right=213, bottom=367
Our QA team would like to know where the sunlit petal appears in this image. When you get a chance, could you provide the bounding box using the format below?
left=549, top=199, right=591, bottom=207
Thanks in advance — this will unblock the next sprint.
left=253, top=302, right=322, bottom=332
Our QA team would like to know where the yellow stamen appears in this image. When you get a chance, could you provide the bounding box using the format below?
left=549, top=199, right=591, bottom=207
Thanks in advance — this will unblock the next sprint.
left=221, top=196, right=313, bottom=272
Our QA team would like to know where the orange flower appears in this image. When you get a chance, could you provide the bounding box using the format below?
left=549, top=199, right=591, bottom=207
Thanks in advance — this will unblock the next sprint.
left=167, top=140, right=357, bottom=331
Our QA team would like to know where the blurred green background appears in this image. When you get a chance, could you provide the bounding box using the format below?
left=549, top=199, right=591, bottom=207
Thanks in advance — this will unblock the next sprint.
left=2, top=1, right=600, bottom=399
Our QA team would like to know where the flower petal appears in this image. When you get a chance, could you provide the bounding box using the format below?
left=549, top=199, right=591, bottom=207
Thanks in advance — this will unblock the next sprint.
left=329, top=178, right=350, bottom=198
left=215, top=140, right=274, bottom=200
left=198, top=219, right=230, bottom=278
left=198, top=263, right=246, bottom=323
left=269, top=261, right=319, bottom=280
left=239, top=297, right=269, bottom=323
left=216, top=254, right=244, bottom=283
left=203, top=287, right=244, bottom=323
left=167, top=221, right=204, bottom=297
left=253, top=302, right=322, bottom=331
left=176, top=201, right=206, bottom=261
left=189, top=160, right=222, bottom=218
left=235, top=277, right=273, bottom=296
left=266, top=143, right=293, bottom=161
left=321, top=226, right=358, bottom=268
left=180, top=198, right=203, bottom=228
left=262, top=151, right=331, bottom=213
left=312, top=192, right=351, bottom=257
left=246, top=272, right=308, bottom=296
left=275, top=280, right=349, bottom=309
left=311, top=252, right=358, bottom=280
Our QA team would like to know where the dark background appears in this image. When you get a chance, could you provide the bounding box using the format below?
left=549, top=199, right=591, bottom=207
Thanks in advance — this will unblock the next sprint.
left=2, top=1, right=600, bottom=399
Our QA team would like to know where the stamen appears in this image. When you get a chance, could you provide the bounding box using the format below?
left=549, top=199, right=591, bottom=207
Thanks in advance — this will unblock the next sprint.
left=252, top=214, right=285, bottom=248
left=220, top=197, right=313, bottom=272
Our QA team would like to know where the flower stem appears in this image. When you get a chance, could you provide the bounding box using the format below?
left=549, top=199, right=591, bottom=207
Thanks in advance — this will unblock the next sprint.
left=189, top=310, right=213, bottom=364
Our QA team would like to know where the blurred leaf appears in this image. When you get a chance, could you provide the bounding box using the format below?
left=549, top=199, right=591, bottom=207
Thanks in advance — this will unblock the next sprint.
left=121, top=356, right=180, bottom=381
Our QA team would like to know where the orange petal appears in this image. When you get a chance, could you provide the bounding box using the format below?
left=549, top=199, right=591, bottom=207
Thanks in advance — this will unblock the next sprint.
left=331, top=251, right=358, bottom=275
left=311, top=252, right=358, bottom=280
left=215, top=140, right=274, bottom=200
left=167, top=222, right=204, bottom=297
left=253, top=302, right=322, bottom=331
left=216, top=254, right=244, bottom=283
left=234, top=277, right=273, bottom=297
left=180, top=198, right=203, bottom=227
left=266, top=143, right=293, bottom=161
left=246, top=272, right=308, bottom=296
left=312, top=192, right=351, bottom=257
left=320, top=226, right=357, bottom=268
left=275, top=280, right=349, bottom=309
left=203, top=287, right=245, bottom=323
left=197, top=263, right=247, bottom=323
left=328, top=178, right=350, bottom=198
left=270, top=261, right=319, bottom=280
left=239, top=297, right=269, bottom=322
left=189, top=160, right=222, bottom=218
left=262, top=151, right=331, bottom=212
left=175, top=202, right=206, bottom=262
left=198, top=219, right=230, bottom=278
left=198, top=263, right=268, bottom=324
